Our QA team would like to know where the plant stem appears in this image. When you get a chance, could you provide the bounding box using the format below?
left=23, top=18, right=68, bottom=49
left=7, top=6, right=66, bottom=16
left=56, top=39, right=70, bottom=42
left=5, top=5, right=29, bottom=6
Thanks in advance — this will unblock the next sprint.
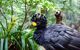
left=11, top=0, right=13, bottom=22
left=20, top=0, right=27, bottom=31
left=0, top=7, right=8, bottom=31
left=0, top=21, right=5, bottom=35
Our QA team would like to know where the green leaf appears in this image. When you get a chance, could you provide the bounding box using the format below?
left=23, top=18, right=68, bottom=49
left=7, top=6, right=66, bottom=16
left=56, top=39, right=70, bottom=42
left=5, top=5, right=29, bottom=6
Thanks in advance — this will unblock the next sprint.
left=5, top=38, right=8, bottom=50
left=0, top=38, right=4, bottom=50
left=21, top=36, right=25, bottom=50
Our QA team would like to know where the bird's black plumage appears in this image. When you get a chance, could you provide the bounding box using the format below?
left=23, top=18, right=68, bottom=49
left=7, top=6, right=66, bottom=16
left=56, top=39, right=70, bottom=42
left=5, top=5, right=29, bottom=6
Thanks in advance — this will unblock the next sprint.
left=31, top=13, right=80, bottom=50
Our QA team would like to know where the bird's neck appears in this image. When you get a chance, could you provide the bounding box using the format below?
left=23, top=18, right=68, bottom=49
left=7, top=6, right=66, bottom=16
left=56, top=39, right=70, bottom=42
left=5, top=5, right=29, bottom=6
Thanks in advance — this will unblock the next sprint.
left=36, top=26, right=46, bottom=30
left=56, top=16, right=63, bottom=24
left=56, top=20, right=63, bottom=24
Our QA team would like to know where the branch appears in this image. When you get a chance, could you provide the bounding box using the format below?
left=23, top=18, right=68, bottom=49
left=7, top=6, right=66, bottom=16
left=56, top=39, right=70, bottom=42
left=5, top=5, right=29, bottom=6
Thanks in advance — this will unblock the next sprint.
left=0, top=7, right=8, bottom=30
left=11, top=0, right=13, bottom=22
left=20, top=0, right=27, bottom=31
left=0, top=21, right=5, bottom=34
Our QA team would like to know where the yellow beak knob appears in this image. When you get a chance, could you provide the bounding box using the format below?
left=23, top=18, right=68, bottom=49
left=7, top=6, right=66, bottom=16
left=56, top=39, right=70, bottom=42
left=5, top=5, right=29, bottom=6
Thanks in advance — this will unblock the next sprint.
left=32, top=22, right=37, bottom=26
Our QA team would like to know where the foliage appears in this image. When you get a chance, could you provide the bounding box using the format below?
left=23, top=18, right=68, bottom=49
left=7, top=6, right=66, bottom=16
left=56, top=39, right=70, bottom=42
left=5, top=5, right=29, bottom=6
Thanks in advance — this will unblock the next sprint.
left=0, top=0, right=80, bottom=50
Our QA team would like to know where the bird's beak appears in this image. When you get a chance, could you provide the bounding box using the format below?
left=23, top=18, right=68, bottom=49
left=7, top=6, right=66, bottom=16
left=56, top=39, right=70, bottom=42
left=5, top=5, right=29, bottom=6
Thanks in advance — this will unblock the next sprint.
left=32, top=22, right=37, bottom=26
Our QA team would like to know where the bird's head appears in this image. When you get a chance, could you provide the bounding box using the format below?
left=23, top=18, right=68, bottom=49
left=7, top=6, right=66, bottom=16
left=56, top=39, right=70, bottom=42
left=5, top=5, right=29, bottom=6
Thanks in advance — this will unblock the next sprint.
left=31, top=13, right=47, bottom=29
left=55, top=11, right=62, bottom=17
left=55, top=11, right=63, bottom=24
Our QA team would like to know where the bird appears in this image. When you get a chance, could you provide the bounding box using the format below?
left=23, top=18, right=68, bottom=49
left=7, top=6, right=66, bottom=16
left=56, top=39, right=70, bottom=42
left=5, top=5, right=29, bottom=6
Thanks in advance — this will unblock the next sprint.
left=31, top=12, right=80, bottom=50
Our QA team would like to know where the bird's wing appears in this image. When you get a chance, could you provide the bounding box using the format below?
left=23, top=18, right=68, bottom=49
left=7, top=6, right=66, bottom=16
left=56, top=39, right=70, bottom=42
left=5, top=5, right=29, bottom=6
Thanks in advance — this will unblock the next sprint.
left=44, top=24, right=80, bottom=50
left=67, top=36, right=80, bottom=50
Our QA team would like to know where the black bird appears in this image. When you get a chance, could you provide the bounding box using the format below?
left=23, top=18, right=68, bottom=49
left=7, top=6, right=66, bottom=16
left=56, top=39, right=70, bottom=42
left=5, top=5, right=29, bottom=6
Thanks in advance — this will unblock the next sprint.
left=31, top=12, right=80, bottom=50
